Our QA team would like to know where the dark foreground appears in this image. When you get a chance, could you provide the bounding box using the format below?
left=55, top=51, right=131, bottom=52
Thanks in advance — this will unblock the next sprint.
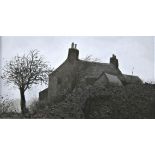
left=1, top=83, right=155, bottom=119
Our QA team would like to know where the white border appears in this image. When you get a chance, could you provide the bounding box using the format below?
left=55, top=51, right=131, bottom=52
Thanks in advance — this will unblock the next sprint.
left=0, top=0, right=155, bottom=155
left=0, top=0, right=155, bottom=36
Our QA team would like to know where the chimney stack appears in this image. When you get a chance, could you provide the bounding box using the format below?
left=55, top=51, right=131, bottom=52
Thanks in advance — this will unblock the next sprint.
left=110, top=54, right=119, bottom=68
left=67, top=42, right=79, bottom=62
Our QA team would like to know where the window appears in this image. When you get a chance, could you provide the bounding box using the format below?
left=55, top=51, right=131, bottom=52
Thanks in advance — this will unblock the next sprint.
left=57, top=77, right=62, bottom=85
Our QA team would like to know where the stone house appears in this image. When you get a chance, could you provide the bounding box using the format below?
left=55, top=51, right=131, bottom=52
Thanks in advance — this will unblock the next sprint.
left=39, top=43, right=142, bottom=102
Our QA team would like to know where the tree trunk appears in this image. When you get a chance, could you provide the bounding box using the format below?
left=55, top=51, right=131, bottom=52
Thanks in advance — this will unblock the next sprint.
left=20, top=88, right=27, bottom=114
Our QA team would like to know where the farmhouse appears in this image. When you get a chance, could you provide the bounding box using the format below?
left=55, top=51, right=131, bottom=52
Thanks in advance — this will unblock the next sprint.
left=39, top=43, right=142, bottom=102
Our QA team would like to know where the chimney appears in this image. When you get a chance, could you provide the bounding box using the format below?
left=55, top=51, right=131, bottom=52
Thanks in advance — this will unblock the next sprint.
left=67, top=42, right=79, bottom=62
left=110, top=54, right=119, bottom=68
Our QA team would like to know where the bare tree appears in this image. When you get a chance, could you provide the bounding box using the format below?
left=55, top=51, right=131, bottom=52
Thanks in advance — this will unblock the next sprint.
left=82, top=55, right=101, bottom=63
left=2, top=50, right=53, bottom=114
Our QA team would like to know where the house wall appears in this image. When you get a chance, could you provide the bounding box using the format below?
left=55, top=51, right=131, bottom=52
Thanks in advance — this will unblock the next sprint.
left=48, top=60, right=79, bottom=103
left=39, top=88, right=48, bottom=101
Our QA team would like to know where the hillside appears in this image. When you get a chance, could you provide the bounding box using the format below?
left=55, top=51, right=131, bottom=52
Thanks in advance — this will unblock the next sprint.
left=0, top=83, right=155, bottom=119
left=31, top=83, right=155, bottom=119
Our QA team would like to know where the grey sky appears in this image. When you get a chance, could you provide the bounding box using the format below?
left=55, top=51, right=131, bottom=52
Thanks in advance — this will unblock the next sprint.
left=1, top=36, right=154, bottom=102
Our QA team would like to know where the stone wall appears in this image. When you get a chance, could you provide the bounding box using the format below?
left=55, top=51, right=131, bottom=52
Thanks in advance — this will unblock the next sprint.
left=48, top=59, right=79, bottom=103
left=39, top=88, right=48, bottom=101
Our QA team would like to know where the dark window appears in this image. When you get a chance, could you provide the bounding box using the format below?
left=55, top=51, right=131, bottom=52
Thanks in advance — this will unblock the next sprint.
left=57, top=77, right=62, bottom=85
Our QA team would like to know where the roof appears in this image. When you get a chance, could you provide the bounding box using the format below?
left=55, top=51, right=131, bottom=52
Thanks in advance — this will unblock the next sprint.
left=76, top=60, right=125, bottom=86
left=105, top=73, right=123, bottom=86
left=94, top=72, right=123, bottom=86
left=78, top=60, right=122, bottom=78
left=48, top=58, right=142, bottom=86
left=123, top=74, right=143, bottom=84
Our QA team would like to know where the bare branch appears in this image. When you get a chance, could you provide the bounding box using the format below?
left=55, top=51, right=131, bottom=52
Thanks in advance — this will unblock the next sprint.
left=82, top=55, right=101, bottom=63
left=2, top=50, right=53, bottom=92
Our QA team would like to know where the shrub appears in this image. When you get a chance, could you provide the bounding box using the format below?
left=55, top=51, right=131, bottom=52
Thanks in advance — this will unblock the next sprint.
left=0, top=96, right=16, bottom=113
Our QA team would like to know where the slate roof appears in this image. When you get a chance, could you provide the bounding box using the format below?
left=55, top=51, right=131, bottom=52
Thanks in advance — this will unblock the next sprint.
left=79, top=60, right=122, bottom=76
left=123, top=74, right=143, bottom=84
